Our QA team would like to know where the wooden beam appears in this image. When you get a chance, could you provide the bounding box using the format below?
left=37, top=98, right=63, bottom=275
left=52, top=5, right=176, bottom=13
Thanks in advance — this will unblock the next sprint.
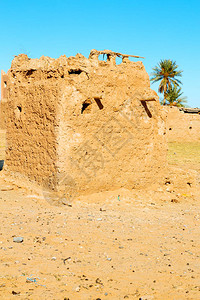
left=91, top=50, right=145, bottom=59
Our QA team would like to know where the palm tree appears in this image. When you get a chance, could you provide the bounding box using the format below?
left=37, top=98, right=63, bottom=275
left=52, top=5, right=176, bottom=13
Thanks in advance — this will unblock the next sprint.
left=150, top=59, right=183, bottom=105
left=164, top=86, right=187, bottom=107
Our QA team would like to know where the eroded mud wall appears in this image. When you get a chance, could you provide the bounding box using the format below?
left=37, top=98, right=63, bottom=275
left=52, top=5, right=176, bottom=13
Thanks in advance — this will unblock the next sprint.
left=0, top=100, right=7, bottom=130
left=5, top=55, right=61, bottom=188
left=0, top=71, right=8, bottom=130
left=5, top=52, right=167, bottom=194
left=57, top=54, right=167, bottom=195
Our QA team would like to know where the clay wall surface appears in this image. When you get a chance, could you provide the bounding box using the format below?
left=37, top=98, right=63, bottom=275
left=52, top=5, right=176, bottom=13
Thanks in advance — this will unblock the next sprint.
left=0, top=100, right=7, bottom=130
left=1, top=70, right=8, bottom=99
left=165, top=107, right=200, bottom=142
left=57, top=54, right=167, bottom=196
left=4, top=51, right=167, bottom=195
left=0, top=71, right=8, bottom=129
left=5, top=55, right=60, bottom=188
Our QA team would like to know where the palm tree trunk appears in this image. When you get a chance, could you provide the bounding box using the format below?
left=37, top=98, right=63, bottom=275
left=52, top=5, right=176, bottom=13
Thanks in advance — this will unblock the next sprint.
left=163, top=88, right=167, bottom=105
left=163, top=94, right=166, bottom=105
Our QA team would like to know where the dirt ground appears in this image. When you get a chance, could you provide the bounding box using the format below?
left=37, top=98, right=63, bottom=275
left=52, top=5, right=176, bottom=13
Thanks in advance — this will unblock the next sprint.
left=0, top=131, right=200, bottom=299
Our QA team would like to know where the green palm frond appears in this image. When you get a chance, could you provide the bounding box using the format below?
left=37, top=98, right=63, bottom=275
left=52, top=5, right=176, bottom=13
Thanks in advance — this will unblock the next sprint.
left=150, top=59, right=183, bottom=105
left=165, top=86, right=187, bottom=107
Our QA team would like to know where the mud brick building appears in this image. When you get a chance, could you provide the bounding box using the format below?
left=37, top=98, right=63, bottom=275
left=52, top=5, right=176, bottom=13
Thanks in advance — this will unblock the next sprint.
left=0, top=50, right=167, bottom=197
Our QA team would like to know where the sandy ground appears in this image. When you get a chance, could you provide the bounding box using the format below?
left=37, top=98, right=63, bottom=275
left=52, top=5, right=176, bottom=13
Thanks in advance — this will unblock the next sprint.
left=0, top=131, right=200, bottom=299
left=0, top=172, right=200, bottom=300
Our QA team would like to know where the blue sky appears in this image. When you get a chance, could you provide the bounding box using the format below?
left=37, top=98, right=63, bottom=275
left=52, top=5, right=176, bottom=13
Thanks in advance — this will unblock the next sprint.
left=0, top=0, right=200, bottom=107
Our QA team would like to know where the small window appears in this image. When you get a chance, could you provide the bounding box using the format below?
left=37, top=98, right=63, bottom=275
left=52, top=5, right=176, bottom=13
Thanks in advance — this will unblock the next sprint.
left=17, top=106, right=22, bottom=112
left=15, top=106, right=22, bottom=119
left=68, top=69, right=82, bottom=75
left=4, top=81, right=7, bottom=88
left=81, top=100, right=92, bottom=114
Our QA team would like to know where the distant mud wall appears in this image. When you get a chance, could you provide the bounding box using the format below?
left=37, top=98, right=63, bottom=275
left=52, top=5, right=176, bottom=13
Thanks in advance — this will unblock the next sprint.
left=0, top=100, right=7, bottom=130
left=165, top=107, right=200, bottom=142
left=3, top=51, right=167, bottom=195
left=0, top=71, right=8, bottom=130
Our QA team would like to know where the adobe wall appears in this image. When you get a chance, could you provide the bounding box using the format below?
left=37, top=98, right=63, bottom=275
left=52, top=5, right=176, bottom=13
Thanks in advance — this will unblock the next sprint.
left=0, top=71, right=8, bottom=130
left=4, top=54, right=60, bottom=187
left=165, top=107, right=200, bottom=142
left=3, top=51, right=167, bottom=195
left=57, top=53, right=167, bottom=195
left=0, top=100, right=7, bottom=130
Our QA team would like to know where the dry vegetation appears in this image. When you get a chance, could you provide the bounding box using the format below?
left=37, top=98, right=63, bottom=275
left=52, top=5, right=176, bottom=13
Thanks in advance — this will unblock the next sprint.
left=168, top=141, right=200, bottom=172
